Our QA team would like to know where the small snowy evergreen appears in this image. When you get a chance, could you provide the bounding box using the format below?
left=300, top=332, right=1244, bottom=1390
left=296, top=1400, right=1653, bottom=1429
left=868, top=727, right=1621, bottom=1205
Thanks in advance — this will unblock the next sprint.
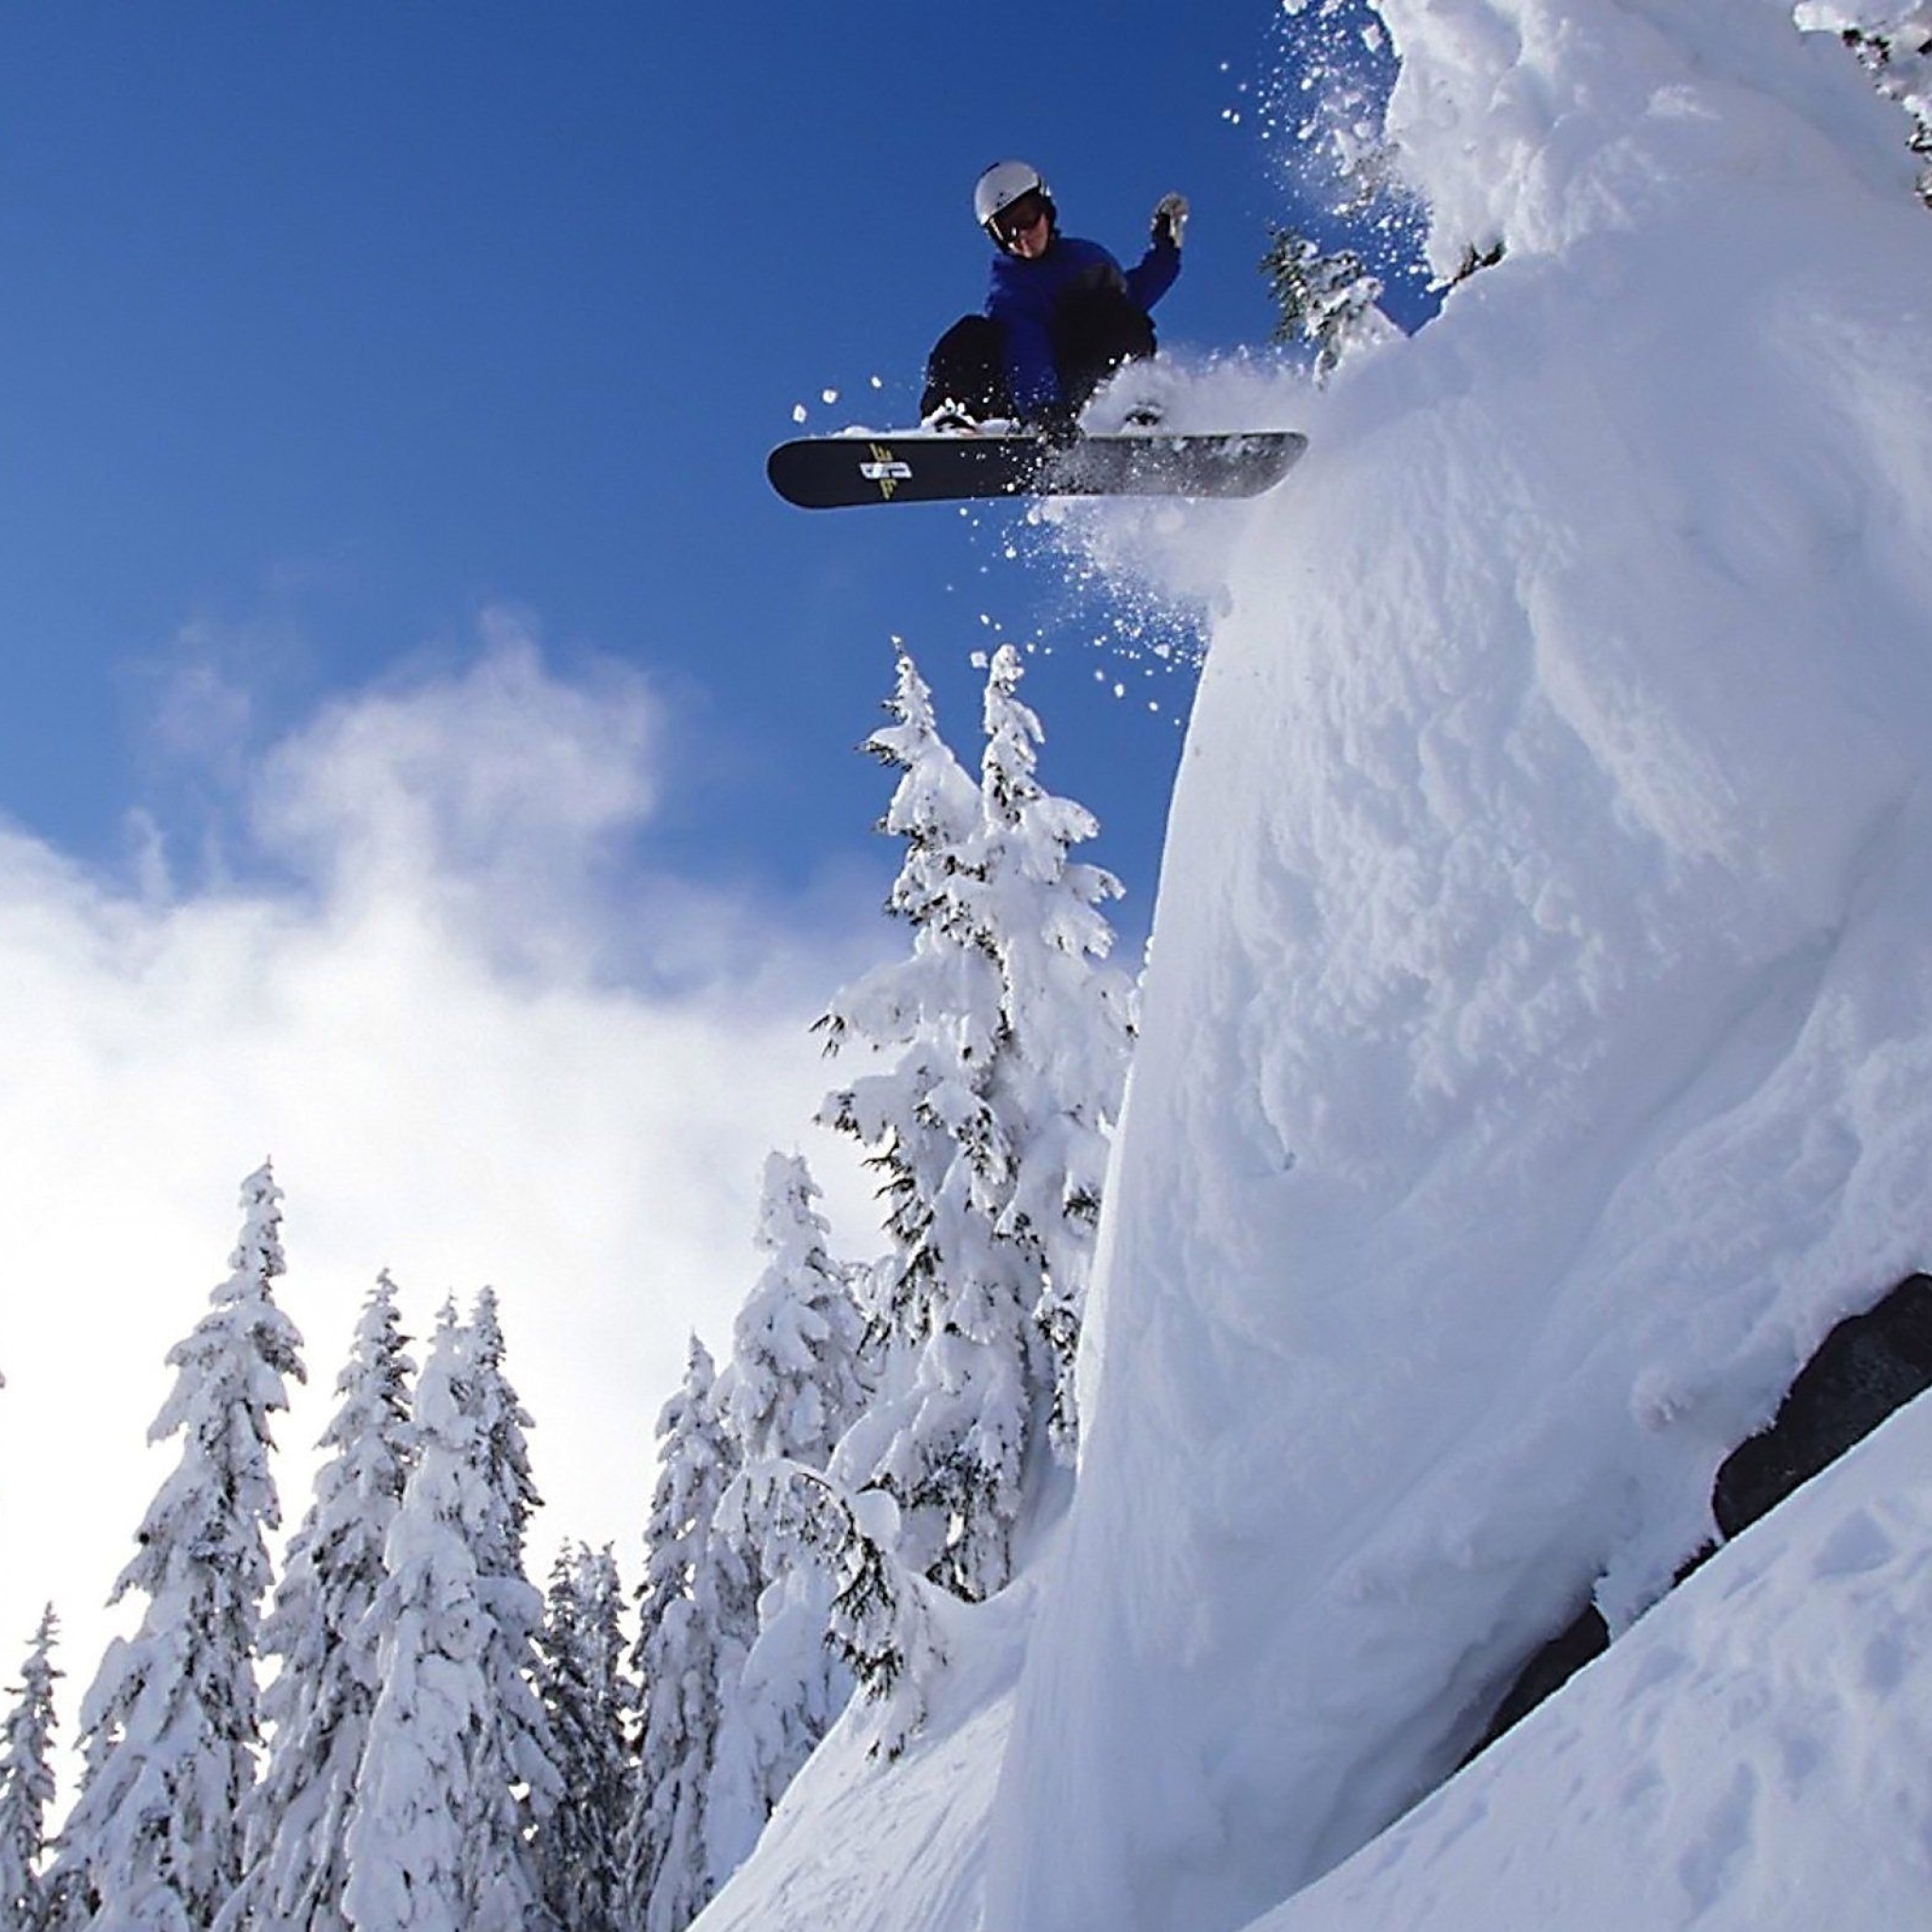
left=1261, top=226, right=1397, bottom=380
left=625, top=1338, right=756, bottom=1932
left=0, top=1608, right=59, bottom=1932
left=726, top=1154, right=867, bottom=1474
left=341, top=1298, right=555, bottom=1932
left=709, top=1154, right=867, bottom=1850
left=223, top=1274, right=415, bottom=1932
left=464, top=1290, right=566, bottom=1925
left=818, top=1482, right=943, bottom=1762
left=51, top=1162, right=304, bottom=1932
left=972, top=643, right=1135, bottom=1462
left=340, top=1303, right=482, bottom=1932
left=535, top=1544, right=634, bottom=1932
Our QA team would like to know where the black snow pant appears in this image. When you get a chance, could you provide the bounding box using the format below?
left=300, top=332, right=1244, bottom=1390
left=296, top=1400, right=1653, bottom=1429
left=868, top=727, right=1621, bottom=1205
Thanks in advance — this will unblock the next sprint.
left=920, top=287, right=1158, bottom=425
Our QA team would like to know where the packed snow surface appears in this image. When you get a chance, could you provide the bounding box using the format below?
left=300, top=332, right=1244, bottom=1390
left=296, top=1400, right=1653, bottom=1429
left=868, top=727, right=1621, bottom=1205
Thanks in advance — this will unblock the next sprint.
left=1252, top=1391, right=1932, bottom=1929
left=694, top=1581, right=1030, bottom=1932
left=701, top=2, right=1932, bottom=1927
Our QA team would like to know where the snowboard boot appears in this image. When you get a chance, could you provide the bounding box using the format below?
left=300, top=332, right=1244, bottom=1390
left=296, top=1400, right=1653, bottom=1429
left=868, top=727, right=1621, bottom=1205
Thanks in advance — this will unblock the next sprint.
left=921, top=402, right=986, bottom=435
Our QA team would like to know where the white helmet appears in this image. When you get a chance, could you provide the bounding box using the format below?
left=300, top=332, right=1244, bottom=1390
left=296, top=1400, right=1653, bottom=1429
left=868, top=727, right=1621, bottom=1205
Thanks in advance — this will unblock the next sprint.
left=974, top=159, right=1054, bottom=240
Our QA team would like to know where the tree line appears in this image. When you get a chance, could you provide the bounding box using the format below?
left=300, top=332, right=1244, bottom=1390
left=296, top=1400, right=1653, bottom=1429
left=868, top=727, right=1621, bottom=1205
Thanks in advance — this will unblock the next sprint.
left=0, top=641, right=1135, bottom=1932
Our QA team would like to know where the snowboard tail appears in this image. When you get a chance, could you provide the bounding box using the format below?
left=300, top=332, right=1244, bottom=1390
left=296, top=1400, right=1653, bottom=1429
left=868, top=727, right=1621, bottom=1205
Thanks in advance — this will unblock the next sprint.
left=767, top=430, right=1307, bottom=510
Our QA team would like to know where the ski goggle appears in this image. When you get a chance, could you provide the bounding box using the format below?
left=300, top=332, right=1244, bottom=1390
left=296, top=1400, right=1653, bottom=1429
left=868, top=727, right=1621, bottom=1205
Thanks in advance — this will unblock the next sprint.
left=991, top=192, right=1051, bottom=242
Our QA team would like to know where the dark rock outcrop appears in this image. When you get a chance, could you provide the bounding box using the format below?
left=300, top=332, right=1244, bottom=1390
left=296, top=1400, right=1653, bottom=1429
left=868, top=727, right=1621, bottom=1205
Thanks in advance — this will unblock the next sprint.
left=1712, top=1272, right=1932, bottom=1538
left=1465, top=1271, right=1932, bottom=1769
left=1460, top=1601, right=1608, bottom=1767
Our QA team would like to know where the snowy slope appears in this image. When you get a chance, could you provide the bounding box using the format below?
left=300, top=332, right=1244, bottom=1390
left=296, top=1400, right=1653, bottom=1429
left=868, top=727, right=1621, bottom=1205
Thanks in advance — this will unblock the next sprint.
left=699, top=5, right=1932, bottom=1928
left=693, top=1578, right=1031, bottom=1932
left=1256, top=1389, right=1932, bottom=1931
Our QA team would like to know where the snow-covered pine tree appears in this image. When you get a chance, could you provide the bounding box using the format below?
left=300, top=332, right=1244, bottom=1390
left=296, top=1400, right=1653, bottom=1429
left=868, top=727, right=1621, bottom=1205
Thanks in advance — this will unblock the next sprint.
left=1799, top=3, right=1932, bottom=203
left=815, top=1480, right=942, bottom=1762
left=51, top=1162, right=304, bottom=1932
left=0, top=1607, right=60, bottom=1932
left=343, top=1291, right=556, bottom=1932
left=534, top=1545, right=633, bottom=1932
left=463, top=1289, right=565, bottom=1926
left=708, top=1154, right=867, bottom=1859
left=623, top=1338, right=756, bottom=1932
left=853, top=643, right=987, bottom=941
left=818, top=645, right=991, bottom=1360
left=1261, top=225, right=1395, bottom=380
left=818, top=645, right=1133, bottom=1604
left=341, top=1302, right=487, bottom=1932
left=727, top=1154, right=867, bottom=1474
left=222, top=1274, right=415, bottom=1932
left=974, top=642, right=1136, bottom=1461
left=816, top=647, right=1021, bottom=1599
left=726, top=1464, right=945, bottom=1767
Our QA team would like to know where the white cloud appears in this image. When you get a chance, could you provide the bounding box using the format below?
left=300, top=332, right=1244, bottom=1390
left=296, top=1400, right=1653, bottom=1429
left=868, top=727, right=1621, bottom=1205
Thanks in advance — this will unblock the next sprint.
left=0, top=616, right=887, bottom=1764
left=254, top=612, right=660, bottom=939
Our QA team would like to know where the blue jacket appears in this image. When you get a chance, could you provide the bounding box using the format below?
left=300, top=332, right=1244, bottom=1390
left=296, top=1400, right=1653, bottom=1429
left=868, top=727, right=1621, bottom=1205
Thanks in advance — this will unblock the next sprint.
left=987, top=232, right=1180, bottom=414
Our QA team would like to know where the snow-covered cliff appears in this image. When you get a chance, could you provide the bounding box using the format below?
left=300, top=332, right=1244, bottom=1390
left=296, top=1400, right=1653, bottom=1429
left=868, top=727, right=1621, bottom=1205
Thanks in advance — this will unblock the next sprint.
left=703, top=5, right=1932, bottom=1926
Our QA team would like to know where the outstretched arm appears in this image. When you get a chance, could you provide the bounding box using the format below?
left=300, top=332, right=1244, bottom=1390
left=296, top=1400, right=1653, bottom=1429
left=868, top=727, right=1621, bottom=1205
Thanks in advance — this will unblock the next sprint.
left=1126, top=192, right=1187, bottom=309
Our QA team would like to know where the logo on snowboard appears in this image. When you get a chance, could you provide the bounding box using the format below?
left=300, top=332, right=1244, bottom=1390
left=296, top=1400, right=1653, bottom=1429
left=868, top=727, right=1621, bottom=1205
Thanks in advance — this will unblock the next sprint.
left=859, top=444, right=914, bottom=499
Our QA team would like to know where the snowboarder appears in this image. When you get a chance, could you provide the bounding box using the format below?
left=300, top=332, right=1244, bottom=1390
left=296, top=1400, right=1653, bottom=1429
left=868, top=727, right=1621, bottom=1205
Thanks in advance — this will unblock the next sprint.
left=921, top=160, right=1188, bottom=439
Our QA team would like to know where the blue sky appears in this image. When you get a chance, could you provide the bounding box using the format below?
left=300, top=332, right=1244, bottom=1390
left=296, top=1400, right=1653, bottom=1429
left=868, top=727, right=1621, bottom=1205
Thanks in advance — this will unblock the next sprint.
left=0, top=0, right=1399, bottom=924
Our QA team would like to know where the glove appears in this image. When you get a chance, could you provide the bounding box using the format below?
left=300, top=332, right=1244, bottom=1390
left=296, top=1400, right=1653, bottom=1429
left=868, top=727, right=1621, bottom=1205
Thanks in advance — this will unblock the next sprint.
left=1151, top=192, right=1190, bottom=251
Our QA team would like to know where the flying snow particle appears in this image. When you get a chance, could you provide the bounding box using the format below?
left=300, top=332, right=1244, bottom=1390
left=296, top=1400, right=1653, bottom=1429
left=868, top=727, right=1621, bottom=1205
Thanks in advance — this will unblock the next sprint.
left=822, top=388, right=840, bottom=405
left=792, top=404, right=808, bottom=424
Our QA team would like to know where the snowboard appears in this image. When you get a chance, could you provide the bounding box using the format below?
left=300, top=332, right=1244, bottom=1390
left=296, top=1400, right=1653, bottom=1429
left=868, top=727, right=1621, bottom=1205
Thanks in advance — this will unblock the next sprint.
left=766, top=428, right=1307, bottom=510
